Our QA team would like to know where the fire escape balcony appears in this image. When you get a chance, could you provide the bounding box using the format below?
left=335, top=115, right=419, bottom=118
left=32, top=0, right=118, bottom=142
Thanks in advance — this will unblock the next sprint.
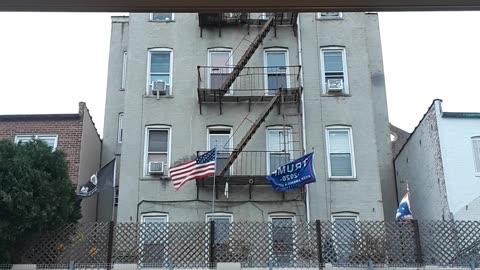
left=196, top=150, right=302, bottom=186
left=197, top=65, right=302, bottom=110
left=198, top=13, right=298, bottom=37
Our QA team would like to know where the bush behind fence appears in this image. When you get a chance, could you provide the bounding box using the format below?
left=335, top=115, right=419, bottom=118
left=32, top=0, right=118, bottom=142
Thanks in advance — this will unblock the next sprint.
left=10, top=221, right=480, bottom=268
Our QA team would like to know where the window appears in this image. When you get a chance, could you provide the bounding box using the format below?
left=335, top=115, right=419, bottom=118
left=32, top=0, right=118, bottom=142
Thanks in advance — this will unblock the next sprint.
left=264, top=49, right=289, bottom=95
left=144, top=126, right=171, bottom=176
left=331, top=213, right=359, bottom=264
left=114, top=187, right=119, bottom=206
left=317, top=12, right=343, bottom=19
left=140, top=213, right=169, bottom=265
left=206, top=213, right=233, bottom=243
left=150, top=13, right=174, bottom=22
left=118, top=113, right=124, bottom=143
left=269, top=213, right=295, bottom=266
left=147, top=49, right=173, bottom=96
left=267, top=127, right=293, bottom=174
left=208, top=127, right=232, bottom=176
left=320, top=47, right=349, bottom=94
left=15, top=135, right=58, bottom=151
left=472, top=137, right=480, bottom=176
left=121, top=51, right=127, bottom=90
left=325, top=127, right=356, bottom=178
left=208, top=48, right=233, bottom=93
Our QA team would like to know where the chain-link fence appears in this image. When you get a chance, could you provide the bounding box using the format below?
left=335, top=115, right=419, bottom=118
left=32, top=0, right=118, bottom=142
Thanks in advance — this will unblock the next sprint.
left=10, top=220, right=480, bottom=268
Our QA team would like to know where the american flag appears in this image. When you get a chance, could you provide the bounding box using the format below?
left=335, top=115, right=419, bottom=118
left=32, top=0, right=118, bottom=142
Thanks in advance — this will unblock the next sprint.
left=170, top=148, right=216, bottom=191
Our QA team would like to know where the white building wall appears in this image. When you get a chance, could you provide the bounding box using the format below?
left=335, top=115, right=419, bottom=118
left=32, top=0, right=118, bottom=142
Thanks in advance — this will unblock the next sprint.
left=437, top=109, right=480, bottom=218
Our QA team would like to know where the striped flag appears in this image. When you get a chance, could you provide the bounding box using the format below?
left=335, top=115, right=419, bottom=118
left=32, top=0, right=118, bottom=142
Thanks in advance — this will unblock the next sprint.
left=170, top=148, right=216, bottom=191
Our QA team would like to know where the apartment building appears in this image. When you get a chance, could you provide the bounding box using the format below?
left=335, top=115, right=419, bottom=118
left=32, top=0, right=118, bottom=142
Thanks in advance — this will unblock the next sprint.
left=0, top=102, right=102, bottom=222
left=101, top=12, right=395, bottom=223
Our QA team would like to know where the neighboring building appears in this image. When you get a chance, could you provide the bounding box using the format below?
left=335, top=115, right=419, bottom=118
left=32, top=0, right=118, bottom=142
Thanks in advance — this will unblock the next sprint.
left=390, top=124, right=410, bottom=158
left=102, top=12, right=395, bottom=223
left=0, top=102, right=102, bottom=222
left=395, top=99, right=480, bottom=220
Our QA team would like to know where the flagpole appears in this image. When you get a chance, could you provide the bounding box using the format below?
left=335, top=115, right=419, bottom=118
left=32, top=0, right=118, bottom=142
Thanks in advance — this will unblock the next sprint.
left=211, top=146, right=218, bottom=218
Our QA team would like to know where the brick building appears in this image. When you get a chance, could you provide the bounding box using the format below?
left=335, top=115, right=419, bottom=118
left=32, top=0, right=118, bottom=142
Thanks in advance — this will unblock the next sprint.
left=0, top=102, right=102, bottom=222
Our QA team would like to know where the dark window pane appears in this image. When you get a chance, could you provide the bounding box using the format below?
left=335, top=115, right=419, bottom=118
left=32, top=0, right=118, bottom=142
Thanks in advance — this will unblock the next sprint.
left=149, top=130, right=168, bottom=152
left=267, top=74, right=287, bottom=93
left=210, top=73, right=229, bottom=90
left=151, top=53, right=170, bottom=73
left=330, top=153, right=352, bottom=176
left=324, top=51, right=343, bottom=72
left=272, top=219, right=294, bottom=265
left=152, top=13, right=173, bottom=21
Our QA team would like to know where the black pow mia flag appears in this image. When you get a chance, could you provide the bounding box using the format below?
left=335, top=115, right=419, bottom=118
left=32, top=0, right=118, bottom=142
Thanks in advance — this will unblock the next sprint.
left=78, top=159, right=115, bottom=197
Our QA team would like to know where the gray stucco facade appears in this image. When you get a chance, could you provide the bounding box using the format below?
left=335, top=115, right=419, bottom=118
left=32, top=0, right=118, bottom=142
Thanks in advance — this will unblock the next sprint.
left=101, top=13, right=395, bottom=222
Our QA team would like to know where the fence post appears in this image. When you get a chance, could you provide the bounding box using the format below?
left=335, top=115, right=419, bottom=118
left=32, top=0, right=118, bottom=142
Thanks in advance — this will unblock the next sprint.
left=316, top=220, right=324, bottom=267
left=209, top=220, right=215, bottom=268
left=412, top=219, right=424, bottom=265
left=68, top=260, right=74, bottom=270
left=106, top=221, right=115, bottom=270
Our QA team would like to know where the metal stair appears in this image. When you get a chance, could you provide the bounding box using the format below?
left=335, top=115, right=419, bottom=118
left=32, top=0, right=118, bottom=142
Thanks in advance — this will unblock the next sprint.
left=219, top=17, right=275, bottom=93
left=219, top=94, right=280, bottom=176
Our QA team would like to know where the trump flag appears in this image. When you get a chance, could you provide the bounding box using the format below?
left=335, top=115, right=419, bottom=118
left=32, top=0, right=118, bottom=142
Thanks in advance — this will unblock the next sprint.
left=266, top=153, right=316, bottom=192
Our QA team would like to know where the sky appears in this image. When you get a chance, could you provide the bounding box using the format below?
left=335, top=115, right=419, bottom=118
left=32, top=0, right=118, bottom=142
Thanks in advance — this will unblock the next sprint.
left=0, top=11, right=479, bottom=136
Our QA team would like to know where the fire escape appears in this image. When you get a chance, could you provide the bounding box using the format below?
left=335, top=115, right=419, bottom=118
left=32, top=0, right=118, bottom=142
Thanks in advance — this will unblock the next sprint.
left=197, top=13, right=303, bottom=191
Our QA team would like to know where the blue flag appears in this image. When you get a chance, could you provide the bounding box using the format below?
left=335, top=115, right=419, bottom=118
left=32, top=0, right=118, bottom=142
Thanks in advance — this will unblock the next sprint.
left=396, top=191, right=413, bottom=221
left=266, top=153, right=316, bottom=192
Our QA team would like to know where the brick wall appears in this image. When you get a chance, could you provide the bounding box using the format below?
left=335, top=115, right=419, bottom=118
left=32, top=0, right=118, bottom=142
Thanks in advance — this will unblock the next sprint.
left=0, top=118, right=83, bottom=186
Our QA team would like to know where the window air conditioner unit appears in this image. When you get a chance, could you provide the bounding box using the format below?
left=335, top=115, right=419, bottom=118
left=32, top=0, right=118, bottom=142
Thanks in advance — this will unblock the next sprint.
left=151, top=80, right=168, bottom=97
left=327, top=79, right=344, bottom=92
left=148, top=161, right=165, bottom=175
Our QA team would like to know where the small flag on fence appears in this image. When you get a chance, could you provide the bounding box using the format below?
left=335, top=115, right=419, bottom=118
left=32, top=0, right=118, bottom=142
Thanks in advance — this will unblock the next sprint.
left=78, top=158, right=116, bottom=197
left=396, top=191, right=413, bottom=221
left=170, top=148, right=216, bottom=191
left=266, top=152, right=316, bottom=192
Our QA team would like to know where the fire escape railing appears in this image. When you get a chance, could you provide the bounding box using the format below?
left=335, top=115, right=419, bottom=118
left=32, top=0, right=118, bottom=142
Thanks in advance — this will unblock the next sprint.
left=198, top=66, right=301, bottom=93
left=197, top=150, right=302, bottom=177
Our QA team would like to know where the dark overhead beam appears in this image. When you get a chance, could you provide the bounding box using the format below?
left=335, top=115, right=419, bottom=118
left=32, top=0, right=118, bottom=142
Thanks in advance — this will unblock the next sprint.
left=0, top=0, right=480, bottom=12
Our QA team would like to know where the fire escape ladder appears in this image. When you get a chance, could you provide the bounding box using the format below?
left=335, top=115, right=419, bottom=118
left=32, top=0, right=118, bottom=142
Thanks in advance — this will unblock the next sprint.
left=218, top=94, right=280, bottom=176
left=219, top=17, right=275, bottom=93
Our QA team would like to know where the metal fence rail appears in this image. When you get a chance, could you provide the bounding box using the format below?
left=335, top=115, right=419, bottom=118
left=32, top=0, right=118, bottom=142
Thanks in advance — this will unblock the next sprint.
left=10, top=221, right=480, bottom=268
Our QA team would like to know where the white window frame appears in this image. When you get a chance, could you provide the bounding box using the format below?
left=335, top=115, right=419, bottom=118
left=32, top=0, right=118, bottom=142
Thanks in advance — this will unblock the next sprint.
left=141, top=212, right=170, bottom=223
left=207, top=48, right=233, bottom=94
left=118, top=113, right=124, bottom=143
left=331, top=212, right=359, bottom=222
left=208, top=126, right=233, bottom=175
left=149, top=13, right=175, bottom=22
left=320, top=47, right=349, bottom=95
left=472, top=136, right=480, bottom=176
left=325, top=126, right=356, bottom=179
left=268, top=212, right=296, bottom=222
left=266, top=126, right=293, bottom=174
left=15, top=134, right=58, bottom=151
left=205, top=212, right=234, bottom=222
left=264, top=48, right=290, bottom=95
left=144, top=126, right=172, bottom=176
left=146, top=48, right=174, bottom=96
left=316, top=12, right=343, bottom=19
left=121, top=51, right=127, bottom=90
